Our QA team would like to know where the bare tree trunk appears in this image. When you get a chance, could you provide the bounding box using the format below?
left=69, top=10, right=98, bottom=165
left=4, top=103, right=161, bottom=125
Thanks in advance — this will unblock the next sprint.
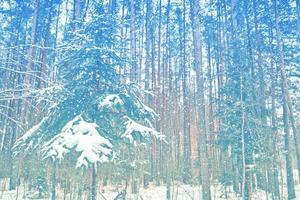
left=51, top=162, right=56, bottom=200
left=91, top=164, right=97, bottom=200
left=269, top=24, right=280, bottom=199
left=282, top=93, right=296, bottom=200
left=22, top=0, right=40, bottom=129
left=296, top=0, right=300, bottom=39
left=240, top=77, right=247, bottom=200
left=73, top=0, right=82, bottom=29
left=189, top=0, right=211, bottom=199
left=145, top=0, right=151, bottom=92
left=273, top=0, right=300, bottom=188
left=272, top=2, right=296, bottom=197
left=129, top=0, right=137, bottom=82
left=182, top=0, right=192, bottom=183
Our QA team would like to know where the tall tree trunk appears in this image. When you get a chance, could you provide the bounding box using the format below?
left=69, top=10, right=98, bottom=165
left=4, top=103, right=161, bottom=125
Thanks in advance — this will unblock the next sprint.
left=91, top=164, right=97, bottom=200
left=296, top=0, right=300, bottom=39
left=189, top=0, right=211, bottom=199
left=145, top=0, right=151, bottom=92
left=73, top=0, right=82, bottom=29
left=182, top=0, right=192, bottom=183
left=22, top=0, right=40, bottom=128
left=282, top=93, right=296, bottom=200
left=129, top=0, right=137, bottom=82
left=51, top=162, right=57, bottom=200
left=273, top=0, right=300, bottom=183
left=252, top=0, right=271, bottom=194
left=240, top=77, right=247, bottom=200
left=270, top=40, right=280, bottom=199
left=272, top=1, right=297, bottom=198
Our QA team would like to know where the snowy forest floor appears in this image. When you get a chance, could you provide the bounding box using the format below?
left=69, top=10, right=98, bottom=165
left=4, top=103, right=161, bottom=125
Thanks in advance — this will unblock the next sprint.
left=1, top=182, right=300, bottom=200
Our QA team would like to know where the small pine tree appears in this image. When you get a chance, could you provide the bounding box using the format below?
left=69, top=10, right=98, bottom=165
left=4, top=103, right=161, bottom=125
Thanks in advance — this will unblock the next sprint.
left=13, top=2, right=164, bottom=198
left=14, top=1, right=163, bottom=163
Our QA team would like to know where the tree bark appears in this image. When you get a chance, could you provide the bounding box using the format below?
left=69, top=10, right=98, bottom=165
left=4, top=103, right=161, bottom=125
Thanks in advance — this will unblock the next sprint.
left=51, top=162, right=57, bottom=200
left=22, top=0, right=40, bottom=129
left=129, top=0, right=137, bottom=82
left=269, top=24, right=280, bottom=199
left=91, top=164, right=97, bottom=200
left=182, top=0, right=192, bottom=183
left=272, top=1, right=296, bottom=198
left=189, top=0, right=211, bottom=199
left=296, top=0, right=300, bottom=39
left=273, top=0, right=300, bottom=183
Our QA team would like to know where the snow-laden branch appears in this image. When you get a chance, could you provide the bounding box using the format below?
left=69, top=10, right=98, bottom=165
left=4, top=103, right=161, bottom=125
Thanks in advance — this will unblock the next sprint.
left=121, top=116, right=165, bottom=144
left=42, top=115, right=113, bottom=168
left=98, top=94, right=124, bottom=111
left=13, top=118, right=45, bottom=156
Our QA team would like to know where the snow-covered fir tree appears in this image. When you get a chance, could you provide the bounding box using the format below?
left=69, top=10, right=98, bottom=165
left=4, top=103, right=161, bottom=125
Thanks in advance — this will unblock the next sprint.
left=12, top=2, right=163, bottom=199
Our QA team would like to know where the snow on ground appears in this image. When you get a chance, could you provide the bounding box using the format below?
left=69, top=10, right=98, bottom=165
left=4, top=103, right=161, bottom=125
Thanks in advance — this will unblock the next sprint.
left=100, top=184, right=273, bottom=200
left=2, top=170, right=300, bottom=200
left=2, top=182, right=300, bottom=200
